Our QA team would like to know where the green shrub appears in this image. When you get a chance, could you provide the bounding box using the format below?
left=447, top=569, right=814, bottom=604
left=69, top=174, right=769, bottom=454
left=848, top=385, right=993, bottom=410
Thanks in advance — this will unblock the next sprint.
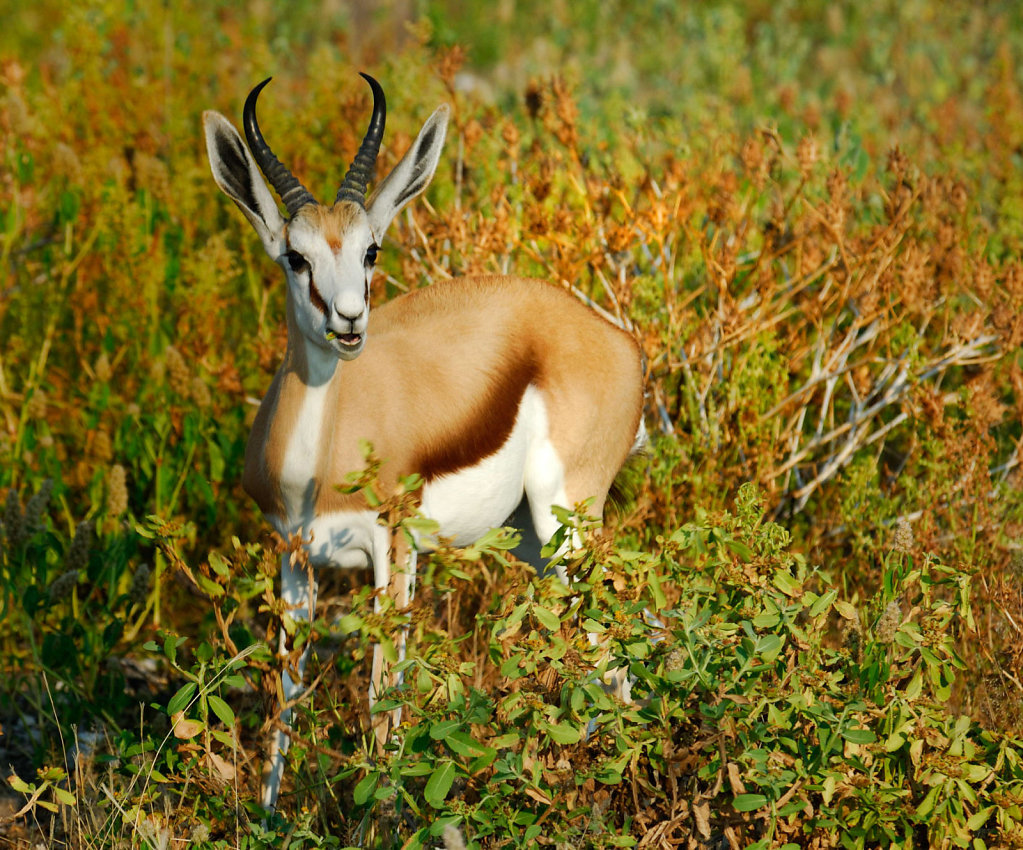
left=253, top=486, right=1022, bottom=847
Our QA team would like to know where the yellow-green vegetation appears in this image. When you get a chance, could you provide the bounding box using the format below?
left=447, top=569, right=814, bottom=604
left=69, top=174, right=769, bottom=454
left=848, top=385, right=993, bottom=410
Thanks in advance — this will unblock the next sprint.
left=2, top=1, right=1023, bottom=847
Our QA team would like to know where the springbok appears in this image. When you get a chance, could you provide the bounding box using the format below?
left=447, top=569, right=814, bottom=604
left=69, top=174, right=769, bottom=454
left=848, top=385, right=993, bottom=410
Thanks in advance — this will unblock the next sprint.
left=203, top=74, right=644, bottom=810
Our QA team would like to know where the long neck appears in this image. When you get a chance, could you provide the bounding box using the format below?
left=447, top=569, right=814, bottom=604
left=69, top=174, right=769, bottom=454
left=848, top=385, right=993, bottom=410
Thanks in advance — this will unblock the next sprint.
left=243, top=297, right=345, bottom=526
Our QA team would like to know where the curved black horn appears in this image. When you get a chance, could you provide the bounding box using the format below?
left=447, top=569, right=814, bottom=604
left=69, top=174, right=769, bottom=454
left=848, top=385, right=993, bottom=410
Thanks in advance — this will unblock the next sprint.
left=335, top=73, right=386, bottom=207
left=243, top=77, right=317, bottom=217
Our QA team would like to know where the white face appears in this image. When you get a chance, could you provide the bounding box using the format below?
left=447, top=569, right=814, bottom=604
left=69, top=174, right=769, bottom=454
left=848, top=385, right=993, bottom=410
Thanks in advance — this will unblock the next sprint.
left=203, top=98, right=449, bottom=367
left=279, top=204, right=379, bottom=361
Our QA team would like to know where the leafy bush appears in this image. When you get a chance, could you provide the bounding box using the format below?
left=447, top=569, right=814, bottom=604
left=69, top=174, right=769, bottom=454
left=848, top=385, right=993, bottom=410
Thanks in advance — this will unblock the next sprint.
left=258, top=485, right=1019, bottom=848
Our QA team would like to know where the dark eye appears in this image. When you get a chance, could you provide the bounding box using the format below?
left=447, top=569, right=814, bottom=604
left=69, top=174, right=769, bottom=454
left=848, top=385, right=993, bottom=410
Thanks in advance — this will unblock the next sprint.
left=364, top=244, right=379, bottom=268
left=286, top=250, right=309, bottom=273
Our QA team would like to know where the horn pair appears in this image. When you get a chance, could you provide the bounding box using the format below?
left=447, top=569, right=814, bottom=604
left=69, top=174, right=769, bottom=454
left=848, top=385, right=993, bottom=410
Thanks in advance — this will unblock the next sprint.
left=243, top=73, right=385, bottom=217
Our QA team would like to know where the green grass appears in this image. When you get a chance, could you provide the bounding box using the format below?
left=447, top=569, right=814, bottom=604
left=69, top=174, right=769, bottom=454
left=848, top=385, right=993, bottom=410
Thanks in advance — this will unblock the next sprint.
left=1, top=1, right=1022, bottom=847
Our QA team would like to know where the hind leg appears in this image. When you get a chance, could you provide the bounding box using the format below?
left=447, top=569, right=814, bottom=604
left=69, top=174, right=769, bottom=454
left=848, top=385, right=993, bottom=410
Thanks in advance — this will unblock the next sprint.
left=521, top=438, right=577, bottom=583
left=522, top=441, right=639, bottom=714
left=522, top=439, right=615, bottom=582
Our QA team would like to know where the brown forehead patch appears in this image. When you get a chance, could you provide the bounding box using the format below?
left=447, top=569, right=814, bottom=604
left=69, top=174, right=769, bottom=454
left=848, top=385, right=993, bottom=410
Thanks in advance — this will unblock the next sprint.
left=293, top=203, right=363, bottom=253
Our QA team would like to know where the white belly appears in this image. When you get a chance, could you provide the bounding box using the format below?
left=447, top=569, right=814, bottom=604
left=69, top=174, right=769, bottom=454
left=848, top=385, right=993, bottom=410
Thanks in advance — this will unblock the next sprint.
left=269, top=385, right=559, bottom=568
left=269, top=510, right=383, bottom=569
left=419, top=385, right=545, bottom=544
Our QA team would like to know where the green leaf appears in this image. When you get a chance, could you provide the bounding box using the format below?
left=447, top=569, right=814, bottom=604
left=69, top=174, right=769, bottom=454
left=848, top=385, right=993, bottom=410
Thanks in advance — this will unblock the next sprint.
left=208, top=551, right=231, bottom=577
left=207, top=438, right=225, bottom=482
left=904, top=669, right=923, bottom=701
left=400, top=828, right=428, bottom=850
left=833, top=599, right=859, bottom=621
left=624, top=639, right=650, bottom=659
left=7, top=773, right=33, bottom=794
left=821, top=774, right=836, bottom=805
left=543, top=721, right=581, bottom=745
left=772, top=570, right=802, bottom=597
left=840, top=727, right=877, bottom=744
left=400, top=763, right=434, bottom=777
left=374, top=784, right=396, bottom=801
left=895, top=628, right=922, bottom=649
left=445, top=730, right=490, bottom=758
left=424, top=761, right=457, bottom=808
left=809, top=588, right=838, bottom=617
left=505, top=602, right=529, bottom=629
left=596, top=752, right=631, bottom=785
left=725, top=539, right=754, bottom=560
left=370, top=698, right=402, bottom=714
left=167, top=682, right=197, bottom=715
left=733, top=793, right=769, bottom=812
left=916, top=784, right=940, bottom=819
left=533, top=604, right=561, bottom=631
left=211, top=730, right=235, bottom=747
left=595, top=764, right=625, bottom=784
left=207, top=694, right=235, bottom=727
left=500, top=654, right=524, bottom=678
left=337, top=613, right=362, bottom=634
left=884, top=732, right=905, bottom=752
left=163, top=634, right=187, bottom=666
left=380, top=636, right=398, bottom=664
left=353, top=772, right=378, bottom=806
left=196, top=573, right=224, bottom=598
left=491, top=732, right=520, bottom=748
left=428, top=815, right=464, bottom=837
left=429, top=720, right=463, bottom=741
left=402, top=473, right=424, bottom=493
left=404, top=515, right=439, bottom=534
left=416, top=664, right=434, bottom=694
left=967, top=806, right=994, bottom=831
left=648, top=570, right=667, bottom=610
left=468, top=749, right=498, bottom=773
left=757, top=634, right=784, bottom=662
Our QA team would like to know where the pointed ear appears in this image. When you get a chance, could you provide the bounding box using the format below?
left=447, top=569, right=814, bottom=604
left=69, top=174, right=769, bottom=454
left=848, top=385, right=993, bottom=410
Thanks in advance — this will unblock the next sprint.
left=203, top=110, right=286, bottom=258
left=366, top=104, right=449, bottom=240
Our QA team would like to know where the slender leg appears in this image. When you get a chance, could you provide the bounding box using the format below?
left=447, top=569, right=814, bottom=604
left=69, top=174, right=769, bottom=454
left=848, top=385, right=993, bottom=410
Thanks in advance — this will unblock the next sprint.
left=524, top=472, right=635, bottom=711
left=369, top=526, right=392, bottom=748
left=261, top=552, right=316, bottom=811
left=369, top=529, right=418, bottom=748
left=394, top=543, right=418, bottom=667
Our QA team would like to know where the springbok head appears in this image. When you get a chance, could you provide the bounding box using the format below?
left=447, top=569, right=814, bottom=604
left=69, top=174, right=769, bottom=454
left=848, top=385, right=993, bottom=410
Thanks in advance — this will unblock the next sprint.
left=203, top=74, right=449, bottom=360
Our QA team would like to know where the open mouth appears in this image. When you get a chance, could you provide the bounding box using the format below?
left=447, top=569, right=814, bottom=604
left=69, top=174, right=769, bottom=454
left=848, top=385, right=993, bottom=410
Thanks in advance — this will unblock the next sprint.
left=325, top=329, right=363, bottom=348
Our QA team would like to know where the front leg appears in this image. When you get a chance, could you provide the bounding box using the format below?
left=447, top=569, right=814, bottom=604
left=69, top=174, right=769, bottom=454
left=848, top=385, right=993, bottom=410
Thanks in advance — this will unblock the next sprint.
left=262, top=551, right=317, bottom=811
left=369, top=526, right=417, bottom=749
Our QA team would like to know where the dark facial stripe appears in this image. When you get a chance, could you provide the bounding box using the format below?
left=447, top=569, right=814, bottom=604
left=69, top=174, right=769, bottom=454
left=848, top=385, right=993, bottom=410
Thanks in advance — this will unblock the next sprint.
left=309, top=274, right=328, bottom=315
